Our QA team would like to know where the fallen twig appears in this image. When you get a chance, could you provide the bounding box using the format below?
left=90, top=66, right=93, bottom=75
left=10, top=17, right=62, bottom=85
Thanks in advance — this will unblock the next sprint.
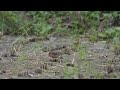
left=71, top=53, right=76, bottom=64
left=12, top=26, right=32, bottom=45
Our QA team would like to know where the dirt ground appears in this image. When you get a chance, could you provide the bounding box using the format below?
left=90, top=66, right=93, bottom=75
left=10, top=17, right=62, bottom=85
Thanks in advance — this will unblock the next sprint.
left=0, top=35, right=120, bottom=79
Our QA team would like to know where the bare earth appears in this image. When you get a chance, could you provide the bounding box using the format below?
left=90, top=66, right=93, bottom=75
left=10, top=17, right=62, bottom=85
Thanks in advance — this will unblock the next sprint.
left=0, top=35, right=120, bottom=79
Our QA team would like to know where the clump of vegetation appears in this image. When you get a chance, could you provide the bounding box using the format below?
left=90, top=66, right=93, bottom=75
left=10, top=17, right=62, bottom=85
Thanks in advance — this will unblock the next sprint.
left=0, top=11, right=120, bottom=40
left=63, top=66, right=79, bottom=79
left=113, top=37, right=120, bottom=55
left=114, top=45, right=120, bottom=55
left=88, top=35, right=98, bottom=43
left=17, top=53, right=29, bottom=61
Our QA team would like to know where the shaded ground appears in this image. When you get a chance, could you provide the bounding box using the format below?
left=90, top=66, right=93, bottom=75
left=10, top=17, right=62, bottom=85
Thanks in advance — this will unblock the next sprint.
left=0, top=35, right=120, bottom=79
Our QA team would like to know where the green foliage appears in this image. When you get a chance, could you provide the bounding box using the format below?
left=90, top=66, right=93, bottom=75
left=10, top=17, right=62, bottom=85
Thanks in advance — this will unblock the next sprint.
left=78, top=45, right=88, bottom=61
left=113, top=37, right=120, bottom=55
left=114, top=44, right=120, bottom=55
left=63, top=66, right=79, bottom=79
left=98, top=27, right=120, bottom=40
left=89, top=35, right=98, bottom=43
left=17, top=53, right=28, bottom=61
left=98, top=32, right=107, bottom=39
left=0, top=11, right=120, bottom=40
left=0, top=11, right=90, bottom=36
left=105, top=27, right=120, bottom=38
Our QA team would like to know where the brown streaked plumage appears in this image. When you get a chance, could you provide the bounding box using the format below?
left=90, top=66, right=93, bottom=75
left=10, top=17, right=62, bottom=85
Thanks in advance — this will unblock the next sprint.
left=48, top=50, right=62, bottom=58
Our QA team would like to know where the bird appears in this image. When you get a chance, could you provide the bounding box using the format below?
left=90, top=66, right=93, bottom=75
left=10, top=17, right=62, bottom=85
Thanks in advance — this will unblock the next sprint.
left=48, top=50, right=63, bottom=58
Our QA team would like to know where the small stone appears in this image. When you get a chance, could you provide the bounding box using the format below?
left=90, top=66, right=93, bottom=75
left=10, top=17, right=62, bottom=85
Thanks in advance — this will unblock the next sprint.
left=0, top=57, right=2, bottom=60
left=17, top=72, right=31, bottom=77
left=78, top=74, right=84, bottom=79
left=2, top=53, right=9, bottom=57
left=48, top=63, right=53, bottom=66
left=66, top=63, right=74, bottom=67
left=0, top=70, right=6, bottom=74
left=54, top=72, right=61, bottom=76
left=34, top=69, right=42, bottom=74
left=29, top=38, right=36, bottom=42
left=44, top=37, right=49, bottom=40
left=10, top=53, right=18, bottom=57
left=17, top=73, right=22, bottom=77
left=44, top=65, right=48, bottom=70
left=90, top=75, right=95, bottom=79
